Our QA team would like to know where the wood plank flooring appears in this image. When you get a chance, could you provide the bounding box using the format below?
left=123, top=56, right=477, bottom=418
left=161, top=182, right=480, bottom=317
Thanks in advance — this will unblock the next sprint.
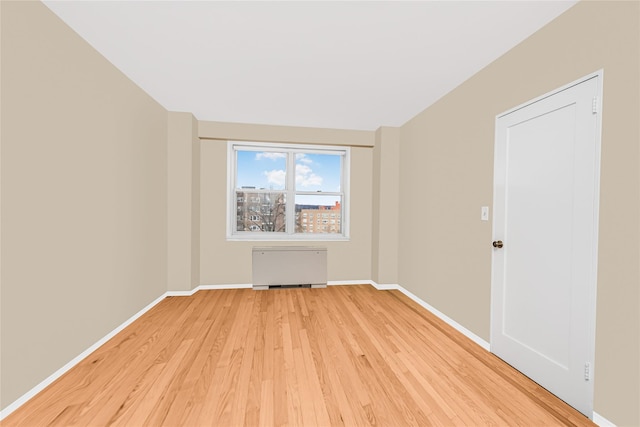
left=3, top=285, right=596, bottom=426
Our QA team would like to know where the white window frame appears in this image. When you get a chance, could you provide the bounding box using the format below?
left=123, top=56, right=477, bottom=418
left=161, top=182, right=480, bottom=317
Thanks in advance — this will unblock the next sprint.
left=227, top=141, right=350, bottom=241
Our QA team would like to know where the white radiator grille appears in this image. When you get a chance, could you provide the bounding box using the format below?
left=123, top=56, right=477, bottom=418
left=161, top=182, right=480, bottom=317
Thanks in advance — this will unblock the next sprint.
left=252, top=247, right=327, bottom=290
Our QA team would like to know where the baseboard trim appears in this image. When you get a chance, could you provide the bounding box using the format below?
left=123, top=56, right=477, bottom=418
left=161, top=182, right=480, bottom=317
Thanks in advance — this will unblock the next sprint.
left=198, top=283, right=253, bottom=290
left=593, top=412, right=616, bottom=426
left=327, top=280, right=374, bottom=286
left=0, top=292, right=167, bottom=421
left=370, top=282, right=399, bottom=290
left=368, top=282, right=491, bottom=352
left=180, top=281, right=373, bottom=290
left=165, top=289, right=198, bottom=297
left=166, top=284, right=253, bottom=296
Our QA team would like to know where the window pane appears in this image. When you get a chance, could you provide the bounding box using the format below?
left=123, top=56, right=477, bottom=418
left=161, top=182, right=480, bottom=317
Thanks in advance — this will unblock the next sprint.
left=229, top=142, right=349, bottom=240
left=295, top=153, right=341, bottom=192
left=295, top=195, right=341, bottom=234
left=237, top=150, right=286, bottom=190
left=236, top=191, right=286, bottom=232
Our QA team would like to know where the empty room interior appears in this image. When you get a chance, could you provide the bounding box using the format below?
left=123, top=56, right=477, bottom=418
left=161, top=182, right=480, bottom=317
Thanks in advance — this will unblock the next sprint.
left=1, top=1, right=639, bottom=426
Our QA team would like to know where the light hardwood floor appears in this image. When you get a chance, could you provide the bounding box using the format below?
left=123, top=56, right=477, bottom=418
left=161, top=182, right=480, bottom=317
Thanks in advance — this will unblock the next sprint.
left=3, top=285, right=596, bottom=426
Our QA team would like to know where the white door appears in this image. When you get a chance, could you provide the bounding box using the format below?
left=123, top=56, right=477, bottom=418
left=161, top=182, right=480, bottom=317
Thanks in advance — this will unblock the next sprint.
left=491, top=73, right=602, bottom=418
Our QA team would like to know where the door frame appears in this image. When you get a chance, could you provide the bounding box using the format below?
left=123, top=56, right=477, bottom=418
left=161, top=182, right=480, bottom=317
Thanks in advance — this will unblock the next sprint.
left=490, top=70, right=604, bottom=418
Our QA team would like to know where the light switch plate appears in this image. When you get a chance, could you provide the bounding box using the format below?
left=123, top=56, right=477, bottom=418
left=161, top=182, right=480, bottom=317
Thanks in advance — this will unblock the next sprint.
left=481, top=206, right=489, bottom=221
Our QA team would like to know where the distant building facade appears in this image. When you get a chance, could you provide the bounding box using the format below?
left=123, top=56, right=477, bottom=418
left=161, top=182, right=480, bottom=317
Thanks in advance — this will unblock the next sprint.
left=237, top=191, right=341, bottom=234
left=297, top=201, right=341, bottom=234
left=236, top=190, right=286, bottom=232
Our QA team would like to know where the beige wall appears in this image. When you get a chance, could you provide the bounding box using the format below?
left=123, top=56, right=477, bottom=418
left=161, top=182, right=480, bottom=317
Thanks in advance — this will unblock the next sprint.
left=199, top=122, right=375, bottom=285
left=167, top=112, right=200, bottom=291
left=398, top=1, right=639, bottom=425
left=191, top=121, right=201, bottom=290
left=372, top=126, right=400, bottom=284
left=0, top=1, right=168, bottom=409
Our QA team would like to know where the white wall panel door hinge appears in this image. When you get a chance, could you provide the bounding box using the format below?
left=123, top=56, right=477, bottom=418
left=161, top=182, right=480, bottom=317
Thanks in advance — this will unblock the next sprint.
left=584, top=363, right=591, bottom=381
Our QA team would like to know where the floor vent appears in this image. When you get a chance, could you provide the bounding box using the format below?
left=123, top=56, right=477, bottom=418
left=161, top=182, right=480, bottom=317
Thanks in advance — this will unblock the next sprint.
left=268, top=284, right=312, bottom=289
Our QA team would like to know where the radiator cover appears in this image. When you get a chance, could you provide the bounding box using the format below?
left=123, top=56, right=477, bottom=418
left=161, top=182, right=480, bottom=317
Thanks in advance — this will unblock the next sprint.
left=252, top=247, right=327, bottom=290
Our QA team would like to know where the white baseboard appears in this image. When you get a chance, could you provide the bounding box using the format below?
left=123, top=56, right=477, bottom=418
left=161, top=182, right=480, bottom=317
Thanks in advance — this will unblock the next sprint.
left=368, top=282, right=491, bottom=352
left=593, top=412, right=616, bottom=427
left=198, top=283, right=252, bottom=290
left=199, top=282, right=376, bottom=290
left=165, top=289, right=198, bottom=297
left=327, top=280, right=374, bottom=286
left=370, top=282, right=399, bottom=290
left=167, top=284, right=252, bottom=296
left=0, top=292, right=167, bottom=421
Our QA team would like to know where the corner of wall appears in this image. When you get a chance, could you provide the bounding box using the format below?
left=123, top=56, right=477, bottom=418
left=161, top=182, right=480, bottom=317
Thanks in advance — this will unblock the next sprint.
left=167, top=112, right=201, bottom=292
left=371, top=128, right=383, bottom=283
left=371, top=126, right=401, bottom=284
left=191, top=115, right=201, bottom=289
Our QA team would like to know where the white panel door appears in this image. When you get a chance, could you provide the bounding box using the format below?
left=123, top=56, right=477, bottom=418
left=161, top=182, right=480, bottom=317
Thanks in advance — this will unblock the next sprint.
left=491, top=74, right=601, bottom=417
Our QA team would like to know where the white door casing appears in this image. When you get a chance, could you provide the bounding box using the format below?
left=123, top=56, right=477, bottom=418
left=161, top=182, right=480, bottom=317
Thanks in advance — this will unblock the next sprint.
left=491, top=72, right=602, bottom=418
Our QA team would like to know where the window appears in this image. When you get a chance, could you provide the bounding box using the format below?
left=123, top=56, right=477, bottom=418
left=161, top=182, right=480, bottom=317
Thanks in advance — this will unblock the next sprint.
left=228, top=141, right=349, bottom=240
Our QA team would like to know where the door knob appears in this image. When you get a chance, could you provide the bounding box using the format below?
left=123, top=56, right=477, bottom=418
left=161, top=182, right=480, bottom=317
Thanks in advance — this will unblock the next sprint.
left=492, top=240, right=504, bottom=248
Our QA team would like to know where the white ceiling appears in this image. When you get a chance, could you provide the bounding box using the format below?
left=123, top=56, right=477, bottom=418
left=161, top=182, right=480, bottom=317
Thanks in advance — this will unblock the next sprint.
left=42, top=1, right=578, bottom=131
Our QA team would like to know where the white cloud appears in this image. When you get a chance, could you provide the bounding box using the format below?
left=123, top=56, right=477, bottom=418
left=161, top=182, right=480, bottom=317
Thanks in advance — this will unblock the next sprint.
left=264, top=169, right=286, bottom=187
left=296, top=164, right=312, bottom=175
left=296, top=164, right=322, bottom=187
left=296, top=153, right=313, bottom=164
left=256, top=152, right=286, bottom=161
left=261, top=161, right=324, bottom=189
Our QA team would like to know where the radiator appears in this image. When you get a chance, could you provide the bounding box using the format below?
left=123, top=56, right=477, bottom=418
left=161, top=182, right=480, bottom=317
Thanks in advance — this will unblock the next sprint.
left=252, top=247, right=327, bottom=290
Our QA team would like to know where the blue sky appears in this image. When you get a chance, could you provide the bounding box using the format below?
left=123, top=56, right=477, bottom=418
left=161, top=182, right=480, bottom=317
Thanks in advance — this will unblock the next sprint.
left=236, top=150, right=342, bottom=194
